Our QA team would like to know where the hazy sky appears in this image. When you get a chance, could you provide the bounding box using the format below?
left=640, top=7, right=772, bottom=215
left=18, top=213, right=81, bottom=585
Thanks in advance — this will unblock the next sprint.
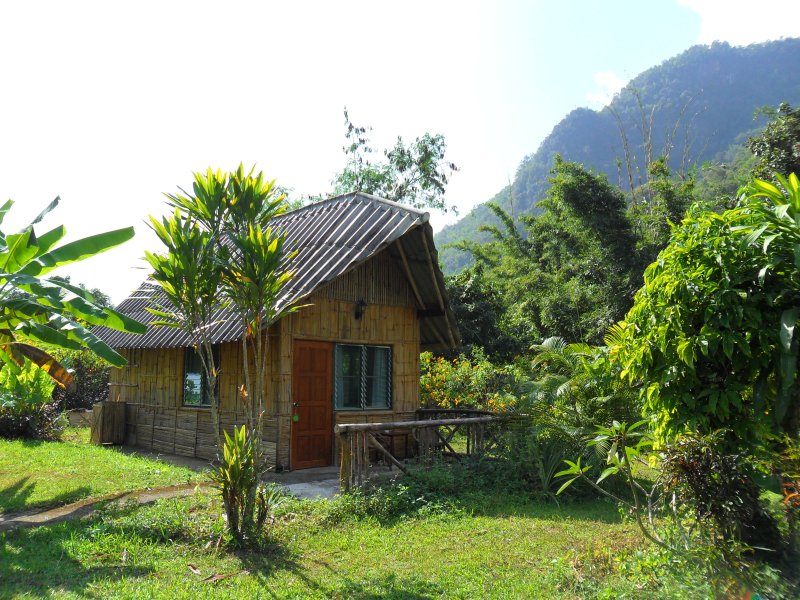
left=1, top=0, right=798, bottom=302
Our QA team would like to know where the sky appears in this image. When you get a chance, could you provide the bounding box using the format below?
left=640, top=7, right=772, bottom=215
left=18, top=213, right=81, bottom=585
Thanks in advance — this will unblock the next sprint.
left=1, top=0, right=798, bottom=303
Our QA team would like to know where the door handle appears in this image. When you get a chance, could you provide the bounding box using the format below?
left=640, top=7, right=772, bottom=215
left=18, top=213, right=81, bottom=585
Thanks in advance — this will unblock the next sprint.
left=293, top=402, right=299, bottom=408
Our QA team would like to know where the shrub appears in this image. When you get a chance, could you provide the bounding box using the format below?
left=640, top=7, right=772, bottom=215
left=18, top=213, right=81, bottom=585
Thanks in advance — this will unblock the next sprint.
left=0, top=361, right=65, bottom=440
left=49, top=348, right=109, bottom=410
left=420, top=348, right=520, bottom=412
left=324, top=480, right=461, bottom=525
left=663, top=432, right=783, bottom=563
left=210, top=425, right=282, bottom=547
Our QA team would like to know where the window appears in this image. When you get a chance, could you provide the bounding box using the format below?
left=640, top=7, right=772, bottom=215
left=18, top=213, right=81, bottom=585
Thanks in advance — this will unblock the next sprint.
left=334, top=344, right=391, bottom=410
left=183, top=346, right=219, bottom=407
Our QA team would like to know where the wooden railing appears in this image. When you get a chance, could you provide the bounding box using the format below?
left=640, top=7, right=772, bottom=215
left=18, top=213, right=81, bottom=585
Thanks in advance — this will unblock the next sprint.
left=335, top=413, right=504, bottom=491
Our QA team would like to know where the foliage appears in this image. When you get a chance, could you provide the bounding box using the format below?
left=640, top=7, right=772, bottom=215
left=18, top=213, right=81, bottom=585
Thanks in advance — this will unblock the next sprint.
left=331, top=108, right=459, bottom=213
left=0, top=196, right=144, bottom=388
left=210, top=426, right=284, bottom=547
left=523, top=337, right=640, bottom=430
left=748, top=103, right=800, bottom=181
left=630, top=157, right=696, bottom=264
left=493, top=422, right=581, bottom=500
left=419, top=348, right=519, bottom=412
left=322, top=478, right=462, bottom=525
left=0, top=360, right=63, bottom=440
left=612, top=175, right=800, bottom=446
left=661, top=432, right=782, bottom=561
left=443, top=263, right=529, bottom=362
left=695, top=142, right=758, bottom=211
left=146, top=183, right=227, bottom=450
left=419, top=334, right=641, bottom=499
left=453, top=158, right=641, bottom=345
left=148, top=165, right=299, bottom=545
left=49, top=348, right=109, bottom=409
left=557, top=424, right=798, bottom=595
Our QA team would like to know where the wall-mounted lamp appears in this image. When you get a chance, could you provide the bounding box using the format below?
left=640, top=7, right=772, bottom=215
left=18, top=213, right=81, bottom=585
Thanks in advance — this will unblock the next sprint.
left=354, top=299, right=368, bottom=320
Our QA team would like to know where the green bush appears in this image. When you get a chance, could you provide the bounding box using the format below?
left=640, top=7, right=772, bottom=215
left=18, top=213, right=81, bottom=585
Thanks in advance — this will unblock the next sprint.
left=663, top=432, right=783, bottom=563
left=323, top=480, right=462, bottom=525
left=420, top=347, right=521, bottom=412
left=49, top=348, right=109, bottom=410
left=0, top=361, right=65, bottom=440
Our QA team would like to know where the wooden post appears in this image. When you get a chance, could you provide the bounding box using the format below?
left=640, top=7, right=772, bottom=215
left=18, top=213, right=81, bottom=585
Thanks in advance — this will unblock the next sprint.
left=340, top=432, right=351, bottom=492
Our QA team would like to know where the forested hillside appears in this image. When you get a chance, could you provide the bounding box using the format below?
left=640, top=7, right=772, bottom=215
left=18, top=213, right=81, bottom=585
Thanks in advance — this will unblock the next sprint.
left=437, top=38, right=800, bottom=272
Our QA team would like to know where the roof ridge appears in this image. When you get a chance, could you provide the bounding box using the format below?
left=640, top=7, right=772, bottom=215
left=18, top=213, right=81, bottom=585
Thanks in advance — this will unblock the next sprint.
left=279, top=192, right=429, bottom=223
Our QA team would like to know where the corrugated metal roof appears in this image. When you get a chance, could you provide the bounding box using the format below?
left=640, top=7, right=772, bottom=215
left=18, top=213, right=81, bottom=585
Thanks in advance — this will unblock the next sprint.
left=93, top=192, right=460, bottom=350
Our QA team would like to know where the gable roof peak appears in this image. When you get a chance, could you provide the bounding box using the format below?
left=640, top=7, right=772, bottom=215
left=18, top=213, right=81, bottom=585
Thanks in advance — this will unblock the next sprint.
left=282, top=192, right=430, bottom=224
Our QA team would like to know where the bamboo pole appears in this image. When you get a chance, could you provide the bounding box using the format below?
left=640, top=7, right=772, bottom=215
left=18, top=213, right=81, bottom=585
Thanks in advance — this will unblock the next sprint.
left=361, top=431, right=369, bottom=485
left=340, top=433, right=351, bottom=492
left=336, top=416, right=499, bottom=435
left=367, top=432, right=409, bottom=473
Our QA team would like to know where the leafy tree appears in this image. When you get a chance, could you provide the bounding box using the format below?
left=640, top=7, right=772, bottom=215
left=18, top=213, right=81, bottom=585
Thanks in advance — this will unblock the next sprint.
left=748, top=103, right=800, bottom=181
left=455, top=158, right=639, bottom=345
left=443, top=264, right=528, bottom=362
left=146, top=204, right=224, bottom=447
left=147, top=165, right=300, bottom=546
left=50, top=348, right=111, bottom=409
left=331, top=108, right=459, bottom=213
left=0, top=360, right=63, bottom=440
left=629, top=157, right=696, bottom=264
left=611, top=174, right=800, bottom=447
left=0, top=196, right=144, bottom=388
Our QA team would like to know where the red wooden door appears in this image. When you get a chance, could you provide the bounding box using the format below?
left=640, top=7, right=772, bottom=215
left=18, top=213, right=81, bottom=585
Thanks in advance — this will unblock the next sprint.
left=291, top=340, right=333, bottom=470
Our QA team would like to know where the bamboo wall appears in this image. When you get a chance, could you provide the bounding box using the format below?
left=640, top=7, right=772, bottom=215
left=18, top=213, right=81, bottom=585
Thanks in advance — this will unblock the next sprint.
left=108, top=248, right=421, bottom=469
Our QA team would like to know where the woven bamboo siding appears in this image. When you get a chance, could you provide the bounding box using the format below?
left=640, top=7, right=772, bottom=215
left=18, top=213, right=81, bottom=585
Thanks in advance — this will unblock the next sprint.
left=318, top=249, right=413, bottom=307
left=109, top=331, right=283, bottom=464
left=108, top=248, right=423, bottom=470
left=281, top=249, right=420, bottom=468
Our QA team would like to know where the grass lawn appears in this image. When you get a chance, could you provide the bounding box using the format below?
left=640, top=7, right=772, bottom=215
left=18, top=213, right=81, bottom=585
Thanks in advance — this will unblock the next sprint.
left=0, top=428, right=206, bottom=513
left=0, top=490, right=670, bottom=599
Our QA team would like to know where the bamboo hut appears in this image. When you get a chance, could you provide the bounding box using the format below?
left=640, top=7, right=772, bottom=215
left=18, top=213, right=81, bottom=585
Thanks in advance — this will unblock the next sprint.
left=93, top=192, right=459, bottom=470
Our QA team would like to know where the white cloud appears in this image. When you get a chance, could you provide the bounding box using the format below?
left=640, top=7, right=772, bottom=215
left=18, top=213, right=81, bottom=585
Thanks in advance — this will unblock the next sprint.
left=586, top=71, right=628, bottom=109
left=677, top=0, right=800, bottom=45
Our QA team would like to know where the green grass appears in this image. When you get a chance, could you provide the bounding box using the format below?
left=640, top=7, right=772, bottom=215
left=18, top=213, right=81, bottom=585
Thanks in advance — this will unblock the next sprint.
left=0, top=490, right=672, bottom=599
left=0, top=428, right=206, bottom=513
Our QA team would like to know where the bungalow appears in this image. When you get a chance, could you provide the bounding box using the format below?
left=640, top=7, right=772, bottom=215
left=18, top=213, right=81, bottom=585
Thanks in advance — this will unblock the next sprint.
left=94, top=192, right=460, bottom=470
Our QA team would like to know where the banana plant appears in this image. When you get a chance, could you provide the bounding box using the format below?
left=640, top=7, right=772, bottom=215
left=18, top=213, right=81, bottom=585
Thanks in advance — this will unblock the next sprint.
left=0, top=196, right=146, bottom=387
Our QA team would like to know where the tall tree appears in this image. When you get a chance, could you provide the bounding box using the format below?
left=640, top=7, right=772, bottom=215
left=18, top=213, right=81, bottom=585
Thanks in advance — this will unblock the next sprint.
left=455, top=158, right=639, bottom=346
left=331, top=108, right=459, bottom=213
left=444, top=263, right=527, bottom=362
left=145, top=207, right=224, bottom=448
left=748, top=103, right=800, bottom=181
left=612, top=174, right=800, bottom=445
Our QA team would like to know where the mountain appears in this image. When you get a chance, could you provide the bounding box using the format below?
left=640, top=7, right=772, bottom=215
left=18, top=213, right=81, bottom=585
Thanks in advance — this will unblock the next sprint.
left=436, top=39, right=800, bottom=273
